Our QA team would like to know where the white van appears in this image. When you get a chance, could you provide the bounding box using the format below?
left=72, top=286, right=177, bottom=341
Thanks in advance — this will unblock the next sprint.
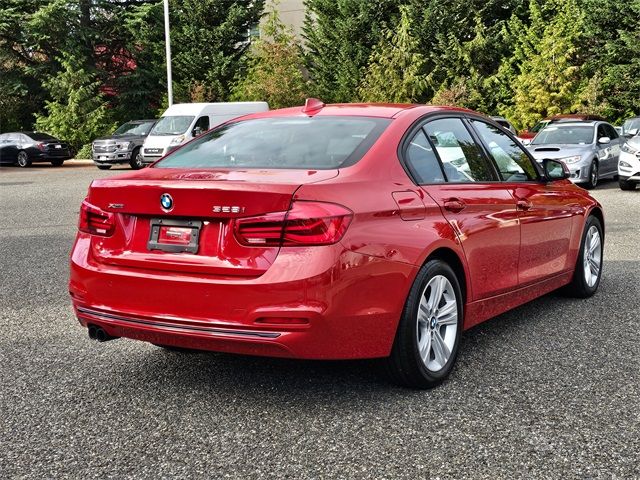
left=141, top=102, right=269, bottom=164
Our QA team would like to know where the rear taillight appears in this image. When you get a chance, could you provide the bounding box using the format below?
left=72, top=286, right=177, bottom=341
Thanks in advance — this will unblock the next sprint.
left=234, top=201, right=352, bottom=247
left=36, top=143, right=46, bottom=151
left=78, top=200, right=115, bottom=237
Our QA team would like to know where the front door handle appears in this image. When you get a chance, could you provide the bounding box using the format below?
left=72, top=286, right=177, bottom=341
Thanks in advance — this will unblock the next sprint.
left=443, top=198, right=466, bottom=213
left=516, top=199, right=533, bottom=211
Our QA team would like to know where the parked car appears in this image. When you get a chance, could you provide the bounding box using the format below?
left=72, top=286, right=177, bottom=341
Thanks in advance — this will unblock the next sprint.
left=141, top=102, right=269, bottom=165
left=621, top=116, right=640, bottom=138
left=490, top=116, right=517, bottom=134
left=70, top=101, right=604, bottom=389
left=518, top=114, right=606, bottom=145
left=618, top=134, right=640, bottom=190
left=0, top=132, right=72, bottom=167
left=92, top=119, right=157, bottom=170
left=527, top=120, right=620, bottom=188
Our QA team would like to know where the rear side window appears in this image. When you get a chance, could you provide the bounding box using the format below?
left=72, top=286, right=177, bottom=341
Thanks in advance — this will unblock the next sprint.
left=470, top=120, right=538, bottom=181
left=405, top=130, right=445, bottom=183
left=423, top=118, right=495, bottom=182
left=155, top=116, right=390, bottom=169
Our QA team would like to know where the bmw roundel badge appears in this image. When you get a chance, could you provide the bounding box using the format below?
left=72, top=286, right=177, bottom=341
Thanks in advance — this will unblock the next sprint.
left=160, top=193, right=173, bottom=211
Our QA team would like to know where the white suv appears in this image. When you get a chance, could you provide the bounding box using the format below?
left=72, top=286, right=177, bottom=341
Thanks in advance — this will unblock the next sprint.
left=619, top=135, right=640, bottom=190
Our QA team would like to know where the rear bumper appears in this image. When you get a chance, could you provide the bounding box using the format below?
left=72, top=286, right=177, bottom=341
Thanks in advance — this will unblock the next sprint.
left=69, top=235, right=416, bottom=359
left=31, top=153, right=72, bottom=162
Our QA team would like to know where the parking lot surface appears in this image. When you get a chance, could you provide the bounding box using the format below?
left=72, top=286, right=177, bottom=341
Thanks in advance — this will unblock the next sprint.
left=1, top=162, right=639, bottom=479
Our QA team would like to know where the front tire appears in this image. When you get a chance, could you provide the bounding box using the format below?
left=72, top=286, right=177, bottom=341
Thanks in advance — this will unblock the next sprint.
left=17, top=151, right=31, bottom=168
left=585, top=161, right=598, bottom=189
left=564, top=215, right=603, bottom=298
left=129, top=147, right=144, bottom=170
left=386, top=259, right=463, bottom=389
left=619, top=179, right=636, bottom=191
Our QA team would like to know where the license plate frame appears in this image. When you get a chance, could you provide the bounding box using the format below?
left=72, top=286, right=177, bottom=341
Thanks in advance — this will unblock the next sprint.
left=148, top=218, right=202, bottom=254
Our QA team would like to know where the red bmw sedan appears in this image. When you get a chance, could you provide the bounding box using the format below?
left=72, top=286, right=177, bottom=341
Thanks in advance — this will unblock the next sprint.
left=69, top=101, right=604, bottom=388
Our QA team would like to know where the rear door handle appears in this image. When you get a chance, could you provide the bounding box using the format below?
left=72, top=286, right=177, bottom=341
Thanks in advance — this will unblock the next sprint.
left=443, top=198, right=466, bottom=213
left=516, top=199, right=533, bottom=211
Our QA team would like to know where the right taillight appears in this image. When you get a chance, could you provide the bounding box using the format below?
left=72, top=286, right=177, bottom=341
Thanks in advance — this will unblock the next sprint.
left=234, top=201, right=352, bottom=247
left=78, top=200, right=115, bottom=237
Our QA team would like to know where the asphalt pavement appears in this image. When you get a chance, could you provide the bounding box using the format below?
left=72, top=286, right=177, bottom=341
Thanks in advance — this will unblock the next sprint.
left=1, top=162, right=638, bottom=479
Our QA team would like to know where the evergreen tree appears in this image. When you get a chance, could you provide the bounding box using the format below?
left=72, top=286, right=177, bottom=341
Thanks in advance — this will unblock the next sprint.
left=357, top=6, right=425, bottom=103
left=35, top=55, right=114, bottom=151
left=501, top=0, right=585, bottom=129
left=303, top=0, right=401, bottom=103
left=232, top=4, right=308, bottom=108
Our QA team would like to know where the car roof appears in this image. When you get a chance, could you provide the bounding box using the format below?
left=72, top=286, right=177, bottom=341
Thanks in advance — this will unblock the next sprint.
left=128, top=119, right=156, bottom=123
left=544, top=122, right=597, bottom=127
left=239, top=103, right=476, bottom=121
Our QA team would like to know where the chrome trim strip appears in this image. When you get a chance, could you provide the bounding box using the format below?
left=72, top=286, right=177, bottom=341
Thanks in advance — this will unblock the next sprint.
left=76, top=306, right=280, bottom=339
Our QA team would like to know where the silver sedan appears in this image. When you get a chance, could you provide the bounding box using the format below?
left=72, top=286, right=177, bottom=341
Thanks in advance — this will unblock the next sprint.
left=527, top=121, right=620, bottom=189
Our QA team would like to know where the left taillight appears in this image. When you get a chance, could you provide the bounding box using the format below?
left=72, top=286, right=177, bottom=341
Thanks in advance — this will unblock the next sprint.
left=78, top=200, right=115, bottom=237
left=234, top=201, right=353, bottom=247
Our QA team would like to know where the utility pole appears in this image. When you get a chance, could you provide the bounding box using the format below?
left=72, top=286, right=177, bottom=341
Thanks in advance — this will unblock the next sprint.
left=163, top=0, right=173, bottom=106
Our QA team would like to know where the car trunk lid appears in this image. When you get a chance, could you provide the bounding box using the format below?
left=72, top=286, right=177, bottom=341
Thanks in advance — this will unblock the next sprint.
left=85, top=168, right=338, bottom=277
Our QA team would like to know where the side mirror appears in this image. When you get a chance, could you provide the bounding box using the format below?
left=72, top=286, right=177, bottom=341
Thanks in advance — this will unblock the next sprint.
left=543, top=158, right=570, bottom=181
left=192, top=127, right=203, bottom=137
left=598, top=136, right=611, bottom=144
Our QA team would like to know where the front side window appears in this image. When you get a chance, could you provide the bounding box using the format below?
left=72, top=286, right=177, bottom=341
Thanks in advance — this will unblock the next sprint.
left=622, top=118, right=640, bottom=136
left=532, top=125, right=594, bottom=145
left=471, top=120, right=538, bottom=182
left=423, top=118, right=495, bottom=182
left=150, top=116, right=195, bottom=136
left=155, top=116, right=390, bottom=170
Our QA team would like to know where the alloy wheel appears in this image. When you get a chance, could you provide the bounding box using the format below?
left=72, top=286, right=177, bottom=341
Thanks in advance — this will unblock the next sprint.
left=416, top=275, right=458, bottom=372
left=583, top=225, right=602, bottom=288
left=17, top=152, right=29, bottom=167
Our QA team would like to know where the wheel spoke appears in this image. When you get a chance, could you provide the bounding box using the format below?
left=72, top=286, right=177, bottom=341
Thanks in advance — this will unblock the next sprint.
left=432, top=331, right=450, bottom=367
left=429, top=276, right=446, bottom=310
left=436, top=300, right=457, bottom=325
left=589, top=233, right=601, bottom=254
left=418, top=332, right=431, bottom=362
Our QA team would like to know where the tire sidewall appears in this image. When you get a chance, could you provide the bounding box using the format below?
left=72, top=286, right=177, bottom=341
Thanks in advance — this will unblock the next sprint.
left=587, top=161, right=598, bottom=189
left=129, top=147, right=143, bottom=170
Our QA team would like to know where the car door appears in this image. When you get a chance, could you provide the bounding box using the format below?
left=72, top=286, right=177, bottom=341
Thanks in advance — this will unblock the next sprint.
left=412, top=116, right=521, bottom=301
left=469, top=118, right=577, bottom=286
left=595, top=123, right=616, bottom=175
left=2, top=133, right=20, bottom=163
left=603, top=123, right=621, bottom=176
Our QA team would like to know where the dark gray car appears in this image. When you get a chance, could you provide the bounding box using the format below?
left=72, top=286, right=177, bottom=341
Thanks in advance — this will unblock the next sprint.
left=527, top=121, right=620, bottom=189
left=92, top=119, right=156, bottom=170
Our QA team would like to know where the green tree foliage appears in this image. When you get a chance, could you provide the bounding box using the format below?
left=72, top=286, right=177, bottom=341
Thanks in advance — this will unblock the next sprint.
left=303, top=0, right=401, bottom=102
left=500, top=0, right=585, bottom=129
left=357, top=6, right=425, bottom=103
left=35, top=55, right=114, bottom=151
left=232, top=4, right=308, bottom=108
left=171, top=0, right=264, bottom=102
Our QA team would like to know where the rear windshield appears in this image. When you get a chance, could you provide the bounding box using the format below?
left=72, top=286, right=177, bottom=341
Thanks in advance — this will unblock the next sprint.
left=154, top=116, right=391, bottom=169
left=532, top=125, right=594, bottom=145
left=28, top=132, right=56, bottom=141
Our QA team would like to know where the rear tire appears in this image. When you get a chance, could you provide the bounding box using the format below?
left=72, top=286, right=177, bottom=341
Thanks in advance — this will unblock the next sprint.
left=564, top=215, right=603, bottom=298
left=129, top=147, right=144, bottom=170
left=619, top=179, right=636, bottom=191
left=17, top=151, right=31, bottom=168
left=386, top=259, right=463, bottom=389
left=584, top=161, right=598, bottom=189
left=51, top=159, right=64, bottom=167
left=96, top=164, right=111, bottom=170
